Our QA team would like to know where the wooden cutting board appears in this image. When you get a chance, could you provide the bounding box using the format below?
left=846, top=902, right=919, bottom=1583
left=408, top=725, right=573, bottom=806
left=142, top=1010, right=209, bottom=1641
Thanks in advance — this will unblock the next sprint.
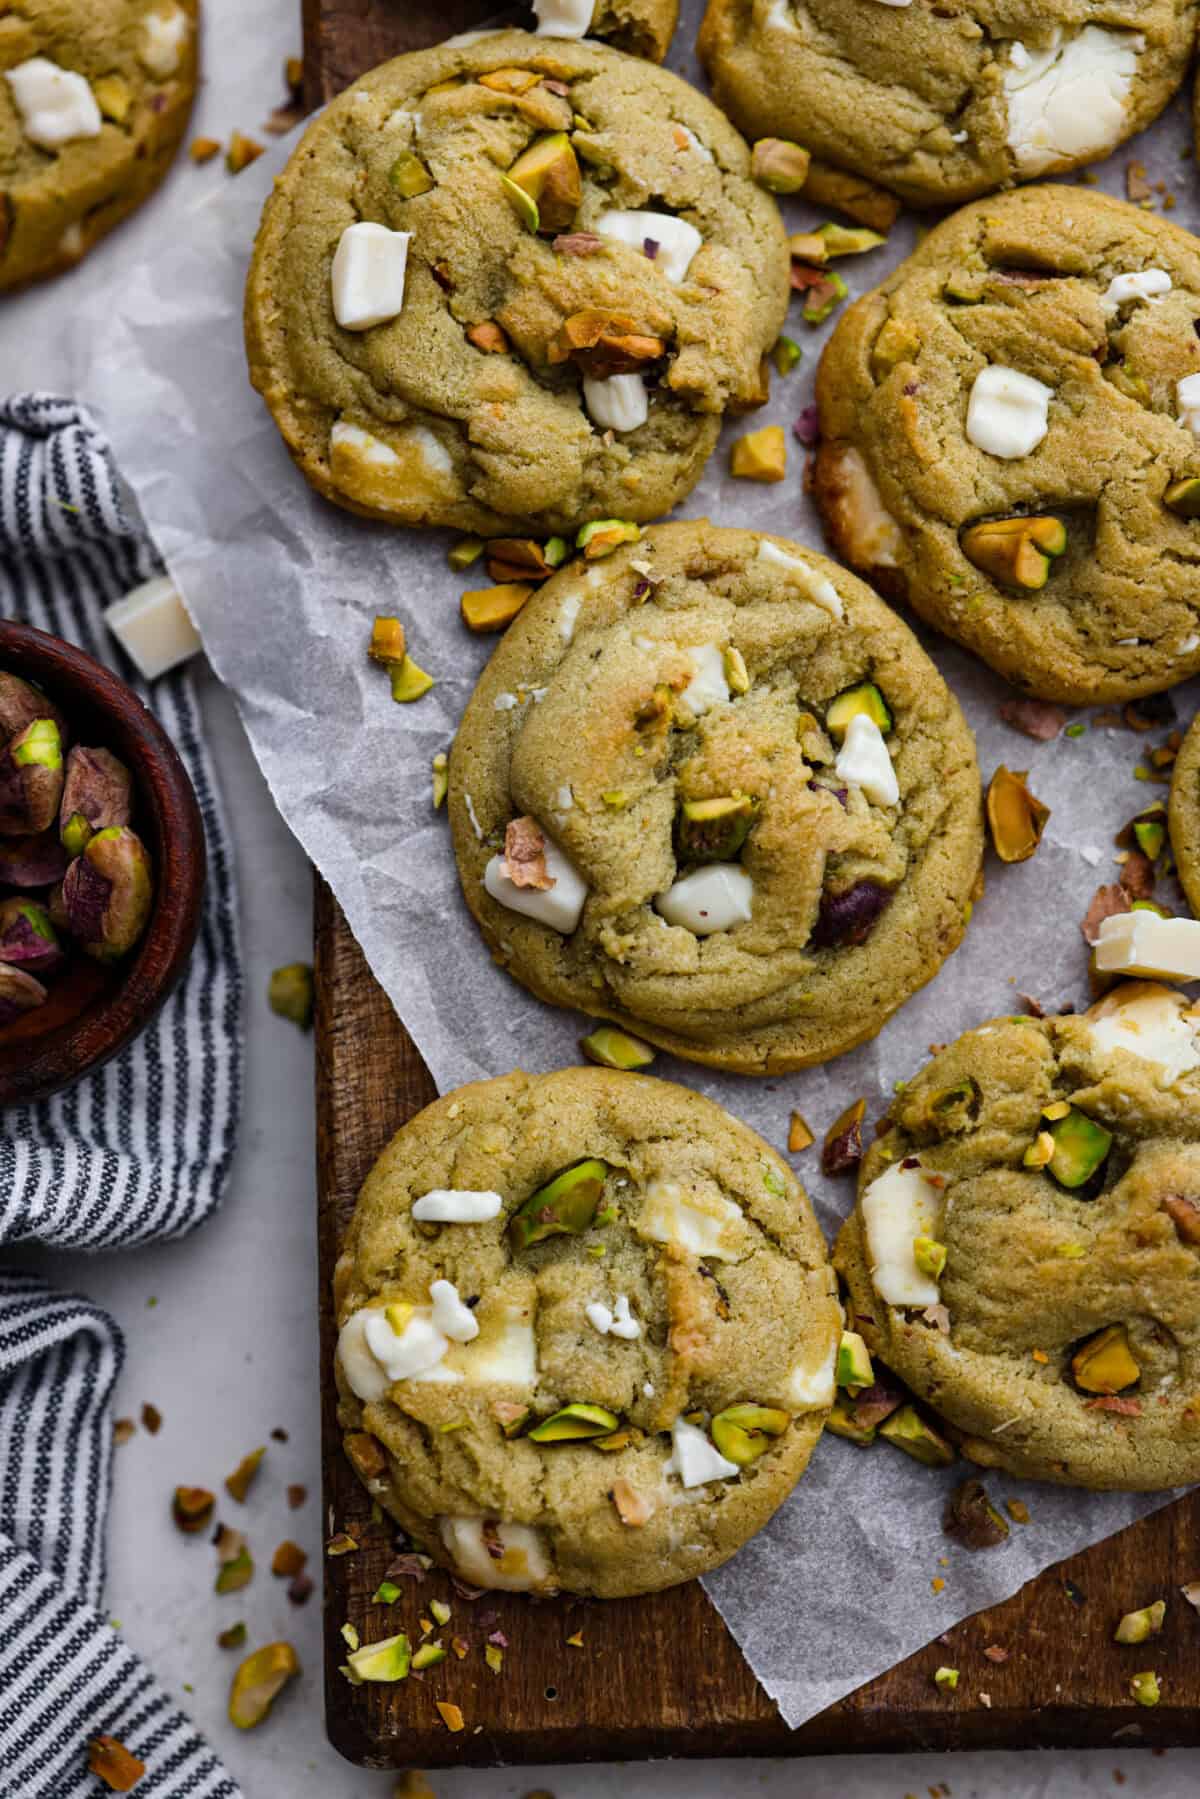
left=305, top=2, right=1200, bottom=1767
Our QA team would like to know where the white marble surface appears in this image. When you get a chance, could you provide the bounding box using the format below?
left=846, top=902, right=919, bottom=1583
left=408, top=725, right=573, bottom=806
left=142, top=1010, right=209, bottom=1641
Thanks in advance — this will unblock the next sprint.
left=3, top=0, right=1200, bottom=1792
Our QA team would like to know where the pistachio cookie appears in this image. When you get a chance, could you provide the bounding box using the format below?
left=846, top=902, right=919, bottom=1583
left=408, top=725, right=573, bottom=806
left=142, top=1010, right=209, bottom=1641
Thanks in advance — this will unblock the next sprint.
left=698, top=1, right=1195, bottom=211
left=334, top=1067, right=841, bottom=1597
left=448, top=520, right=984, bottom=1073
left=814, top=187, right=1200, bottom=707
left=1168, top=711, right=1200, bottom=919
left=244, top=32, right=788, bottom=538
left=0, top=1, right=198, bottom=291
left=522, top=0, right=677, bottom=62
left=835, top=984, right=1200, bottom=1489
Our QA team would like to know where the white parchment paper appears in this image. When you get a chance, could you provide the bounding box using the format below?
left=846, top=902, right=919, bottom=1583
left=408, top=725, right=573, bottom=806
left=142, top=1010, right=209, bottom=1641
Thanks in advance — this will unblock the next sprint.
left=56, top=13, right=1200, bottom=1728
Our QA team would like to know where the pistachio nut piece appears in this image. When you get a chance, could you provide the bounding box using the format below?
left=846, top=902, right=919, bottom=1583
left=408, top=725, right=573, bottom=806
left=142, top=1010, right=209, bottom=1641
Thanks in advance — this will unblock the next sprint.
left=943, top=1477, right=1009, bottom=1549
left=1164, top=477, right=1200, bottom=519
left=913, top=1236, right=948, bottom=1280
left=58, top=745, right=133, bottom=856
left=1046, top=1106, right=1112, bottom=1190
left=346, top=1631, right=411, bottom=1682
left=0, top=961, right=47, bottom=1026
left=1115, top=1600, right=1166, bottom=1644
left=576, top=518, right=640, bottom=559
left=86, top=1735, right=145, bottom=1792
left=710, top=1403, right=790, bottom=1466
left=268, top=963, right=314, bottom=1030
left=816, top=222, right=887, bottom=258
left=961, top=515, right=1066, bottom=590
left=1130, top=1671, right=1161, bottom=1707
left=461, top=583, right=533, bottom=632
left=215, top=1546, right=254, bottom=1593
left=730, top=425, right=786, bottom=482
left=750, top=137, right=811, bottom=193
left=0, top=897, right=62, bottom=975
left=228, top=1641, right=301, bottom=1726
left=821, top=1096, right=866, bottom=1176
left=389, top=655, right=435, bottom=702
left=835, top=1330, right=874, bottom=1391
left=62, top=825, right=153, bottom=962
left=811, top=879, right=893, bottom=948
left=0, top=829, right=67, bottom=888
left=1071, top=1324, right=1139, bottom=1394
left=824, top=1396, right=877, bottom=1445
left=825, top=682, right=892, bottom=740
left=389, top=151, right=434, bottom=198
left=172, top=1485, right=216, bottom=1533
left=528, top=1402, right=620, bottom=1442
left=505, top=133, right=581, bottom=233
left=368, top=616, right=407, bottom=665
left=580, top=1025, right=655, bottom=1070
left=674, top=793, right=758, bottom=865
left=878, top=1403, right=956, bottom=1467
left=772, top=335, right=802, bottom=377
left=0, top=672, right=66, bottom=744
left=0, top=717, right=63, bottom=836
left=986, top=766, right=1050, bottom=863
left=510, top=1157, right=608, bottom=1249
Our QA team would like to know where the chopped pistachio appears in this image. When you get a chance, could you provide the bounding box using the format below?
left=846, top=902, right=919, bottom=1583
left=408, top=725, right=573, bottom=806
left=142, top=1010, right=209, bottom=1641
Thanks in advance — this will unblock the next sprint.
left=1071, top=1324, right=1139, bottom=1394
left=962, top=515, right=1066, bottom=591
left=448, top=536, right=485, bottom=571
left=772, top=335, right=803, bottom=377
left=529, top=1401, right=620, bottom=1442
left=721, top=644, right=750, bottom=694
left=430, top=1598, right=451, bottom=1626
left=226, top=132, right=265, bottom=175
left=271, top=1540, right=307, bottom=1579
left=436, top=1701, right=466, bottom=1732
left=341, top=1622, right=360, bottom=1651
left=821, top=1097, right=866, bottom=1176
left=461, top=584, right=533, bottom=632
left=1042, top=1099, right=1071, bottom=1122
left=1046, top=1107, right=1112, bottom=1190
left=505, top=132, right=581, bottom=232
left=390, top=151, right=434, bottom=198
left=373, top=1580, right=402, bottom=1605
left=412, top=1642, right=447, bottom=1670
left=710, top=1403, right=790, bottom=1465
left=789, top=231, right=828, bottom=265
left=933, top=1666, right=960, bottom=1691
left=500, top=173, right=540, bottom=232
left=601, top=790, right=627, bottom=808
left=172, top=1486, right=215, bottom=1534
left=986, top=766, right=1050, bottom=863
left=92, top=75, right=131, bottom=123
left=730, top=424, right=786, bottom=483
left=580, top=1025, right=655, bottom=1070
left=576, top=518, right=640, bottom=559
left=799, top=269, right=848, bottom=324
left=484, top=1643, right=504, bottom=1673
left=432, top=752, right=449, bottom=810
left=544, top=535, right=569, bottom=566
left=879, top=1404, right=955, bottom=1467
left=1130, top=1671, right=1161, bottom=1707
left=1005, top=1498, right=1031, bottom=1524
left=1115, top=1600, right=1166, bottom=1644
left=217, top=1622, right=247, bottom=1650
left=348, top=1632, right=412, bottom=1683
left=190, top=136, right=222, bottom=164
left=389, top=655, right=435, bottom=702
left=816, top=221, right=887, bottom=257
left=944, top=1478, right=1010, bottom=1549
left=511, top=1157, right=607, bottom=1249
left=215, top=1547, right=254, bottom=1594
left=268, top=963, right=314, bottom=1029
left=229, top=1642, right=300, bottom=1728
left=1164, top=476, right=1200, bottom=518
left=86, top=1736, right=146, bottom=1792
left=913, top=1236, right=948, bottom=1280
left=369, top=616, right=407, bottom=665
left=325, top=1532, right=358, bottom=1556
left=836, top=1330, right=874, bottom=1391
left=225, top=1446, right=266, bottom=1503
left=788, top=1110, right=814, bottom=1152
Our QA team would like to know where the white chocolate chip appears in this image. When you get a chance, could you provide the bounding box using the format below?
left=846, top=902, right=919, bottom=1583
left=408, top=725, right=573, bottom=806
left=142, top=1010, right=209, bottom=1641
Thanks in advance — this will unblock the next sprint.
left=822, top=447, right=902, bottom=569
left=337, top=1304, right=450, bottom=1398
left=757, top=541, right=844, bottom=620
left=1177, top=373, right=1200, bottom=436
left=430, top=1279, right=480, bottom=1344
left=1094, top=911, right=1200, bottom=983
left=595, top=210, right=702, bottom=285
left=676, top=642, right=730, bottom=719
left=655, top=864, right=753, bottom=934
left=674, top=124, right=714, bottom=161
left=1100, top=268, right=1172, bottom=315
left=764, top=0, right=799, bottom=30
left=1004, top=27, right=1140, bottom=176
left=785, top=1339, right=837, bottom=1410
left=665, top=1416, right=739, bottom=1488
left=439, top=1516, right=553, bottom=1590
left=966, top=364, right=1053, bottom=459
left=531, top=0, right=593, bottom=37
left=1086, top=983, right=1200, bottom=1086
left=586, top=1294, right=642, bottom=1339
left=411, top=1189, right=503, bottom=1223
left=638, top=1179, right=744, bottom=1260
left=861, top=1161, right=943, bottom=1308
left=139, top=5, right=190, bottom=77
left=582, top=372, right=649, bottom=433
left=835, top=714, right=899, bottom=808
left=6, top=58, right=101, bottom=150
left=484, top=835, right=589, bottom=933
left=104, top=575, right=202, bottom=682
left=331, top=222, right=411, bottom=331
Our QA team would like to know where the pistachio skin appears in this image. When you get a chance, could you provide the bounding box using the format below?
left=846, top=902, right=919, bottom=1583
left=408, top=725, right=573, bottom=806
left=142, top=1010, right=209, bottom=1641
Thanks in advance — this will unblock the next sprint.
left=0, top=897, right=64, bottom=976
left=0, top=718, right=64, bottom=836
left=0, top=961, right=47, bottom=1026
left=0, top=673, right=67, bottom=746
left=62, top=826, right=153, bottom=963
left=58, top=745, right=133, bottom=854
left=0, top=830, right=68, bottom=889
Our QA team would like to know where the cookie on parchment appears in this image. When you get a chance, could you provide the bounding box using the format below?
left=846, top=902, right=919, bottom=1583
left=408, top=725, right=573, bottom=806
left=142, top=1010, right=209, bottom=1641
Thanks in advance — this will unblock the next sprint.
left=1168, top=710, right=1200, bottom=920
left=334, top=1066, right=841, bottom=1598
left=0, top=1, right=198, bottom=291
left=814, top=187, right=1200, bottom=706
left=835, top=986, right=1200, bottom=1490
left=448, top=520, right=983, bottom=1074
left=244, top=30, right=788, bottom=538
left=697, top=0, right=1196, bottom=210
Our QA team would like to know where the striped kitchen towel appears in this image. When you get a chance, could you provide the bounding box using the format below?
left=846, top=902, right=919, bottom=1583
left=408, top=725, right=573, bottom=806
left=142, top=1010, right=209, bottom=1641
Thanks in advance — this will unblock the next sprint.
left=0, top=396, right=243, bottom=1797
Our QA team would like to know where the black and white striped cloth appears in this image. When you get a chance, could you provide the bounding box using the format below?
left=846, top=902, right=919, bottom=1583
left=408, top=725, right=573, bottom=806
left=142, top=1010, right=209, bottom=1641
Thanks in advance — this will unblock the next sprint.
left=0, top=396, right=243, bottom=1798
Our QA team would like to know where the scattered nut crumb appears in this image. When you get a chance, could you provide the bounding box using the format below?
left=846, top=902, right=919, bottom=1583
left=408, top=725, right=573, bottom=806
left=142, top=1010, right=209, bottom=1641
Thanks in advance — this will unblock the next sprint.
left=86, top=1735, right=145, bottom=1792
left=1081, top=883, right=1131, bottom=945
left=113, top=1418, right=136, bottom=1446
left=225, top=1446, right=265, bottom=1503
left=226, top=131, right=265, bottom=174
left=140, top=1403, right=162, bottom=1435
left=286, top=1483, right=307, bottom=1510
left=189, top=136, right=221, bottom=164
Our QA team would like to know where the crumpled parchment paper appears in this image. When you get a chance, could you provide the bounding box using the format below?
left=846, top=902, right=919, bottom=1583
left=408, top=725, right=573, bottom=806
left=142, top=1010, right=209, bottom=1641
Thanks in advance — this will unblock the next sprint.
left=56, top=14, right=1200, bottom=1728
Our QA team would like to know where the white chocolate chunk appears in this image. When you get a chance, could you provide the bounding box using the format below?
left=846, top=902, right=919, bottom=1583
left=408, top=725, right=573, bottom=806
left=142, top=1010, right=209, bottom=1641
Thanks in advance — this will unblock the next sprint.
left=873, top=0, right=912, bottom=6
left=585, top=1299, right=614, bottom=1335
left=1086, top=983, right=1200, bottom=1086
left=785, top=1339, right=837, bottom=1410
left=835, top=714, right=899, bottom=808
left=439, top=1516, right=553, bottom=1591
left=558, top=590, right=583, bottom=643
left=6, top=58, right=101, bottom=149
left=337, top=1304, right=450, bottom=1399
left=583, top=372, right=648, bottom=433
left=430, top=1278, right=480, bottom=1344
left=638, top=1178, right=743, bottom=1260
left=655, top=864, right=753, bottom=934
left=139, top=5, right=190, bottom=77
left=586, top=1294, right=641, bottom=1339
left=966, top=365, right=1053, bottom=459
left=677, top=642, right=730, bottom=719
left=674, top=124, right=714, bottom=161
left=825, top=447, right=902, bottom=569
left=861, top=1161, right=943, bottom=1308
left=1177, top=373, right=1200, bottom=436
left=411, top=1189, right=503, bottom=1223
left=595, top=210, right=702, bottom=285
left=665, top=1416, right=739, bottom=1488
left=451, top=1306, right=537, bottom=1383
left=329, top=419, right=457, bottom=511
left=764, top=0, right=799, bottom=30
left=532, top=0, right=593, bottom=37
left=331, top=222, right=411, bottom=331
left=484, top=835, right=588, bottom=933
left=757, top=541, right=845, bottom=619
left=1094, top=911, right=1200, bottom=983
left=1100, top=268, right=1171, bottom=316
left=104, top=575, right=202, bottom=681
left=1004, top=27, right=1139, bottom=176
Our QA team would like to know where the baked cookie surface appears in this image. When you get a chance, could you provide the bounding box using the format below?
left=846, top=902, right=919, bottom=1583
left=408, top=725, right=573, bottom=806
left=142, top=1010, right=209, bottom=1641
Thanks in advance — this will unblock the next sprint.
left=244, top=31, right=788, bottom=538
left=334, top=1066, right=841, bottom=1598
left=0, top=0, right=198, bottom=291
left=835, top=985, right=1200, bottom=1490
left=448, top=520, right=983, bottom=1073
left=814, top=188, right=1200, bottom=707
left=1168, top=710, right=1200, bottom=919
left=698, top=0, right=1195, bottom=209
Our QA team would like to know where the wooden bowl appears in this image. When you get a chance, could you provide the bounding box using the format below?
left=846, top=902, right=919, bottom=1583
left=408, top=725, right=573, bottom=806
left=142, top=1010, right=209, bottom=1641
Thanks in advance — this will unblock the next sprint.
left=0, top=621, right=206, bottom=1106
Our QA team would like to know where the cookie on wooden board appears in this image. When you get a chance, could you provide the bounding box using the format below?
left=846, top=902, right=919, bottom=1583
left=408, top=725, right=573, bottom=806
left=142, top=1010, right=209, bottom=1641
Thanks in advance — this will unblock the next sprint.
left=814, top=187, right=1200, bottom=706
left=334, top=1066, right=841, bottom=1598
left=0, top=0, right=198, bottom=290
